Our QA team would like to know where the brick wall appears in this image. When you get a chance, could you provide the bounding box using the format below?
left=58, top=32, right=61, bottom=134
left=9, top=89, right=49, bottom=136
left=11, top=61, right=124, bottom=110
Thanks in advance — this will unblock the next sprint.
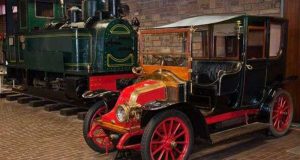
left=123, top=0, right=281, bottom=28
left=0, top=0, right=282, bottom=32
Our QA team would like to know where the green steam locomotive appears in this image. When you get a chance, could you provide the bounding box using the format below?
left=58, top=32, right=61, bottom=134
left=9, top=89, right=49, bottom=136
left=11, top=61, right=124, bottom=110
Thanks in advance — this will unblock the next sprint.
left=4, top=0, right=138, bottom=101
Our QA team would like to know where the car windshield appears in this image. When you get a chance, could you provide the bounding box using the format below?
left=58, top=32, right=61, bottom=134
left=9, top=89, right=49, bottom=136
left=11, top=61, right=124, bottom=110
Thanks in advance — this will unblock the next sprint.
left=141, top=31, right=188, bottom=67
left=141, top=21, right=242, bottom=66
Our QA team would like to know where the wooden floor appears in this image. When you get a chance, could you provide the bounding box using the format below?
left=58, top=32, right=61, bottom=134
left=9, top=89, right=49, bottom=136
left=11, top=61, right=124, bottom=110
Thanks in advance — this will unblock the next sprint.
left=0, top=98, right=300, bottom=160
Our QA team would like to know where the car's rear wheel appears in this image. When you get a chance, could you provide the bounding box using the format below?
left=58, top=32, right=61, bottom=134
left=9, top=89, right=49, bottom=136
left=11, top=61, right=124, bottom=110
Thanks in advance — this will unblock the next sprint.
left=83, top=101, right=115, bottom=153
left=141, top=110, right=194, bottom=160
left=269, top=89, right=293, bottom=137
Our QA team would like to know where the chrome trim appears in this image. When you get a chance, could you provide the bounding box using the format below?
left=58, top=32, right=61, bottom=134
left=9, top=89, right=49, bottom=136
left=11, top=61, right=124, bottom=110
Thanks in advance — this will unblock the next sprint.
left=116, top=104, right=131, bottom=122
left=218, top=62, right=243, bottom=95
left=82, top=90, right=116, bottom=99
left=142, top=101, right=176, bottom=111
left=197, top=62, right=242, bottom=89
left=246, top=64, right=253, bottom=70
left=281, top=0, right=284, bottom=18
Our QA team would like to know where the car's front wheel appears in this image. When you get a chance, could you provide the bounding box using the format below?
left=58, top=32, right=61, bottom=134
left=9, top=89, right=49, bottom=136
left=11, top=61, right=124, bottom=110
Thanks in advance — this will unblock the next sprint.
left=269, top=89, right=294, bottom=137
left=83, top=101, right=115, bottom=153
left=141, top=109, right=194, bottom=160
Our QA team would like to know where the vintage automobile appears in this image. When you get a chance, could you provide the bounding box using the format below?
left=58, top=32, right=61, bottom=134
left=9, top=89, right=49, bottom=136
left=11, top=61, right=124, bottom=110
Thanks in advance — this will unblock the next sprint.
left=83, top=15, right=295, bottom=160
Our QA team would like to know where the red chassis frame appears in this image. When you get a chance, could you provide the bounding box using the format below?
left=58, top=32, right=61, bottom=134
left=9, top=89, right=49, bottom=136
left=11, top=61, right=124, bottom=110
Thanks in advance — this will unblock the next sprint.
left=109, top=109, right=260, bottom=152
left=89, top=73, right=136, bottom=91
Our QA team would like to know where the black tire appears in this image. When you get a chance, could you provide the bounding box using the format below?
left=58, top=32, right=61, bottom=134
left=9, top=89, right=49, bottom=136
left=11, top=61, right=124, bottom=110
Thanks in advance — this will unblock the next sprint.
left=269, top=89, right=294, bottom=137
left=83, top=101, right=115, bottom=153
left=141, top=109, right=194, bottom=160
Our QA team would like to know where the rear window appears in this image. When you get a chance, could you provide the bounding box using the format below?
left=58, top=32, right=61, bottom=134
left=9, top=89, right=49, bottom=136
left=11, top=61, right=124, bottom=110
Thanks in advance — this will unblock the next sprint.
left=269, top=24, right=282, bottom=57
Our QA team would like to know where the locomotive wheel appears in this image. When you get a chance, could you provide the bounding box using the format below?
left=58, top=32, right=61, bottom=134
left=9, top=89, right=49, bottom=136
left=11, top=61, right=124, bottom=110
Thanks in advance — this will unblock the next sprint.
left=83, top=101, right=115, bottom=153
left=269, top=89, right=294, bottom=137
left=141, top=110, right=194, bottom=160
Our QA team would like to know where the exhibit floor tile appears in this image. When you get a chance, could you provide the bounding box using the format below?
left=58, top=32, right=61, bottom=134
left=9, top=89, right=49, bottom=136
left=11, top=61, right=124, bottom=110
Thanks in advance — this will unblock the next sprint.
left=0, top=99, right=300, bottom=160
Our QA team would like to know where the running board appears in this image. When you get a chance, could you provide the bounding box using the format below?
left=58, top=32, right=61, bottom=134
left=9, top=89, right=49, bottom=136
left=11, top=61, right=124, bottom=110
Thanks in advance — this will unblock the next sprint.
left=210, top=122, right=269, bottom=144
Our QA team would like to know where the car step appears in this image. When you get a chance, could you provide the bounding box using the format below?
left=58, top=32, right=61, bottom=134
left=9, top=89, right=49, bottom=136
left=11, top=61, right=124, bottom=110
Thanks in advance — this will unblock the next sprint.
left=210, top=122, right=269, bottom=144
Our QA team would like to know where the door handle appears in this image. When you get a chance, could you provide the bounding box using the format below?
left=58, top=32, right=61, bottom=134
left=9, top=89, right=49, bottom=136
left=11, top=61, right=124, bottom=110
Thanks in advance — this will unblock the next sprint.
left=246, top=64, right=253, bottom=70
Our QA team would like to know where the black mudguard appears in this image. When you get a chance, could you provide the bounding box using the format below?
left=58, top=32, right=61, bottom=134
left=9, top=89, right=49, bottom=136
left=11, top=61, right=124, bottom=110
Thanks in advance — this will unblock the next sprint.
left=260, top=75, right=298, bottom=122
left=82, top=90, right=120, bottom=109
left=141, top=101, right=210, bottom=140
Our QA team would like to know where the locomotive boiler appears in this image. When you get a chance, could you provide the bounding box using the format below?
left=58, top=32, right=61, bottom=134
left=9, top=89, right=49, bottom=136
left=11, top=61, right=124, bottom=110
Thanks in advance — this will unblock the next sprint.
left=4, top=0, right=138, bottom=102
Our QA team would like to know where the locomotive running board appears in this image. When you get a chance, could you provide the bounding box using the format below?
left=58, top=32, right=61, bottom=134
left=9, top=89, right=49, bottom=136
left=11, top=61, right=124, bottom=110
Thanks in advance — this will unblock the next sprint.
left=210, top=122, right=269, bottom=144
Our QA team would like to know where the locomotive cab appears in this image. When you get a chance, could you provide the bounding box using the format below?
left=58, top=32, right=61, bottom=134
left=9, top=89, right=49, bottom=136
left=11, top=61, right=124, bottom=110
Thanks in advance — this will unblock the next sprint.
left=5, top=0, right=138, bottom=102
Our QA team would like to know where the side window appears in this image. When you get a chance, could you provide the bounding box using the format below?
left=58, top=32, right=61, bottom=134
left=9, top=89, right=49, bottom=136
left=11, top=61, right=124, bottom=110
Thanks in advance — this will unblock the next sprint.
left=247, top=26, right=265, bottom=59
left=213, top=23, right=239, bottom=59
left=192, top=29, right=209, bottom=58
left=269, top=24, right=282, bottom=57
left=35, top=0, right=54, bottom=18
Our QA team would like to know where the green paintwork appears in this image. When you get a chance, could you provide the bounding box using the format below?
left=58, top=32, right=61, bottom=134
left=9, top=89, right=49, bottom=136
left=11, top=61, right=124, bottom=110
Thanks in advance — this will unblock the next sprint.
left=19, top=0, right=63, bottom=32
left=23, top=29, right=91, bottom=73
left=6, top=35, right=20, bottom=64
left=7, top=19, right=137, bottom=75
left=94, top=19, right=138, bottom=73
left=6, top=0, right=137, bottom=76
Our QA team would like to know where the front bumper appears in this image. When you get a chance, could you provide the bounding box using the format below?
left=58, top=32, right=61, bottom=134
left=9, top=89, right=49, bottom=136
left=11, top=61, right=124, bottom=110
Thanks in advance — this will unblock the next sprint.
left=98, top=120, right=141, bottom=134
left=95, top=120, right=143, bottom=151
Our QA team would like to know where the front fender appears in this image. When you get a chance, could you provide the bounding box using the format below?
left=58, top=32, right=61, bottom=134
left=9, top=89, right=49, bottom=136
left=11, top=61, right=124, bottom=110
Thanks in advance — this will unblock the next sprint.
left=82, top=90, right=120, bottom=108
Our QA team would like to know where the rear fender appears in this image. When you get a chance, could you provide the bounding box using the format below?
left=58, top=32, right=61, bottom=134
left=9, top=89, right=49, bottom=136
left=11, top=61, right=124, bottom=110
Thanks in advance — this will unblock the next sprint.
left=141, top=102, right=210, bottom=140
left=269, top=76, right=298, bottom=90
left=262, top=75, right=298, bottom=110
left=260, top=86, right=293, bottom=122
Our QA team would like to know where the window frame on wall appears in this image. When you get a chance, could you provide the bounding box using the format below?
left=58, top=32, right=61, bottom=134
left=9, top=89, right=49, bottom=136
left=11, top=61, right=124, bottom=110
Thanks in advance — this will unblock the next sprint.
left=35, top=0, right=55, bottom=18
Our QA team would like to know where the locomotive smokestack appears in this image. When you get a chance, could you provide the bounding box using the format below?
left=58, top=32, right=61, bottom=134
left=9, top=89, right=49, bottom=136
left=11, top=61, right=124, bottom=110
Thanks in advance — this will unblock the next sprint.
left=82, top=0, right=97, bottom=21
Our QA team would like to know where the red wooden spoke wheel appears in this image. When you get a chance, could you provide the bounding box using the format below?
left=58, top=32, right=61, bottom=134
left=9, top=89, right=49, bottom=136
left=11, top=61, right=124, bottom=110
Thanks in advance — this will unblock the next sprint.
left=141, top=110, right=194, bottom=160
left=269, top=90, right=293, bottom=137
left=83, top=101, right=115, bottom=153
